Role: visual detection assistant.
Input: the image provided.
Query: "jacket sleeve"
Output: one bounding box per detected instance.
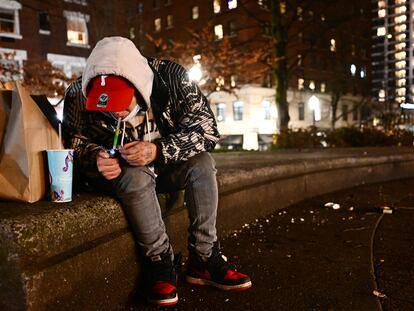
[154,64,220,164]
[62,78,101,177]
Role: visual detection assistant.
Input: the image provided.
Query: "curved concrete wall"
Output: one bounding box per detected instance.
[1,148,414,310]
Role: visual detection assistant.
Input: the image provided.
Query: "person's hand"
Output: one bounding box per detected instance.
[119,141,157,166]
[96,150,122,180]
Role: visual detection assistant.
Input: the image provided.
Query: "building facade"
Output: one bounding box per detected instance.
[0,0,372,150]
[134,0,372,149]
[0,0,133,77]
[372,0,414,124]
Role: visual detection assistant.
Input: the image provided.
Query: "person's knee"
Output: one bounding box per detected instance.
[116,166,155,194]
[187,152,216,179]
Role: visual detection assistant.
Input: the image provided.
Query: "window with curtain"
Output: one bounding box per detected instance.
[64,11,89,46]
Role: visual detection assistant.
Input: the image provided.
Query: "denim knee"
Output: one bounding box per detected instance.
[186,152,217,180]
[115,166,155,195]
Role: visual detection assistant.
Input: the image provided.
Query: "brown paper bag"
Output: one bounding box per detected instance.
[0,82,63,203]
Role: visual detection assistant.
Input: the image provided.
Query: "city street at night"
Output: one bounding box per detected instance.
[130,178,414,311]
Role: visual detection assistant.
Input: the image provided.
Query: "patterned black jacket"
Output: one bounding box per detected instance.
[62,58,220,176]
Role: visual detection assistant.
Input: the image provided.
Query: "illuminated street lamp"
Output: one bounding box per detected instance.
[308,95,321,126]
[188,64,202,83]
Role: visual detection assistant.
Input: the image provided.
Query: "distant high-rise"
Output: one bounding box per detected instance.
[372,0,414,113]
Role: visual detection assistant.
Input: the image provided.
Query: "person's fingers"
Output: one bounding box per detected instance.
[101,167,121,180]
[97,150,110,159]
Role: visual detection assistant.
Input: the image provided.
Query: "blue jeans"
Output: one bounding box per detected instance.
[111,152,218,260]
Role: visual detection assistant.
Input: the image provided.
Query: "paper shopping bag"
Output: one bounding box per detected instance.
[0,82,63,203]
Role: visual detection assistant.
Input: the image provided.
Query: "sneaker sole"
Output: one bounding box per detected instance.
[148,295,178,306]
[186,276,252,291]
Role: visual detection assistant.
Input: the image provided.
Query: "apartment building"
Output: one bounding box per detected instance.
[0,0,132,77]
[372,0,414,124]
[0,0,372,149]
[134,0,372,149]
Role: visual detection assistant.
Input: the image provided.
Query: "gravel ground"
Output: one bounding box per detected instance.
[127,178,414,311]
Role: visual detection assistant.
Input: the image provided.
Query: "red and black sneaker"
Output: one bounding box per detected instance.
[186,242,252,291]
[144,253,178,306]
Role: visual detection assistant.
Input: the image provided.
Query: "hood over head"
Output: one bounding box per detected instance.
[82,36,153,108]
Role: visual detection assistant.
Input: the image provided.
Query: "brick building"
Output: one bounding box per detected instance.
[0,0,373,149]
[0,0,133,77]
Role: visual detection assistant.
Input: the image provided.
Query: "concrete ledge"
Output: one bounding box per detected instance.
[1,147,414,310]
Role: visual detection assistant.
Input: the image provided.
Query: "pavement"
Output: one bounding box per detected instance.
[126,178,414,311]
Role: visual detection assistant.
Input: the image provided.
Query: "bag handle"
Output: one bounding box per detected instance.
[30,95,61,134]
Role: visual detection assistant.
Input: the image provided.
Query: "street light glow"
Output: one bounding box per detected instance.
[188,65,202,82]
[308,95,321,121]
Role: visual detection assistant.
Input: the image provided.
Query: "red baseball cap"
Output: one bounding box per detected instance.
[85,75,135,112]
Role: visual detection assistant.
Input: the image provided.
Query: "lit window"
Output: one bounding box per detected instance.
[330,38,336,52]
[377,27,386,36]
[167,15,173,28]
[298,78,304,90]
[395,51,406,60]
[350,64,356,76]
[309,81,315,90]
[394,15,407,24]
[395,60,407,69]
[378,9,386,18]
[395,6,406,14]
[379,89,385,102]
[262,100,271,120]
[321,14,325,21]
[297,54,302,66]
[360,68,366,78]
[0,1,22,39]
[230,75,237,87]
[154,18,161,32]
[258,0,270,9]
[228,0,237,9]
[216,76,225,91]
[395,24,406,32]
[213,0,221,14]
[64,11,89,46]
[280,2,286,13]
[39,12,51,35]
[216,103,226,122]
[397,79,406,87]
[214,24,223,40]
[378,0,385,9]
[395,42,406,50]
[233,101,243,121]
[320,83,326,93]
[192,6,199,19]
[129,27,135,40]
[298,102,305,120]
[297,6,303,21]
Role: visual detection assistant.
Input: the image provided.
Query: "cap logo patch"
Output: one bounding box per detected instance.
[97,93,108,108]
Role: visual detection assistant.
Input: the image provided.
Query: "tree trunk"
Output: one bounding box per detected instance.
[330,92,341,129]
[272,0,290,132]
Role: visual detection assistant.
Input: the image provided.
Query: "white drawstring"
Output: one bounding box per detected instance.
[120,121,126,146]
[146,111,151,142]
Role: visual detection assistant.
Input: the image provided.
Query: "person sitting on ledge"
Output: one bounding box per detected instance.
[62,36,252,307]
